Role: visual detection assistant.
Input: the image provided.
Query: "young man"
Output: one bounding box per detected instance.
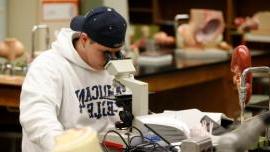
[20,6,127,152]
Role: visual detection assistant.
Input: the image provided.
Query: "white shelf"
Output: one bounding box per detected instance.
[244,34,270,43]
[249,95,269,104]
[175,48,229,60]
[137,54,173,66]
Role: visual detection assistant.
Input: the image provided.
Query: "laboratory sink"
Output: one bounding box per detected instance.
[0,62,27,76]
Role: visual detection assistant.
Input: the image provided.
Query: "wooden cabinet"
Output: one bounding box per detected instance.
[129,0,229,25]
[128,0,270,25]
[128,0,270,42]
[128,0,232,40]
[128,0,155,24]
[233,0,270,17]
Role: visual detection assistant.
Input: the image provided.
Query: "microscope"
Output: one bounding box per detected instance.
[104,51,149,129]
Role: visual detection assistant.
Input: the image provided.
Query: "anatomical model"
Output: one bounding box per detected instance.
[177,9,230,50]
[0,38,25,61]
[231,45,252,105]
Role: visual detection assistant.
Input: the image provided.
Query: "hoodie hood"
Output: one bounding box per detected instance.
[51,28,96,71]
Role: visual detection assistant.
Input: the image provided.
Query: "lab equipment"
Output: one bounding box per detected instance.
[144,123,188,145]
[181,136,213,152]
[227,45,270,151]
[31,24,50,60]
[217,111,270,152]
[239,66,270,122]
[104,51,148,128]
[200,115,227,135]
[231,45,252,107]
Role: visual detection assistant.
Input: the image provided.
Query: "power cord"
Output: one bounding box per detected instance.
[102,126,175,152]
[102,129,130,152]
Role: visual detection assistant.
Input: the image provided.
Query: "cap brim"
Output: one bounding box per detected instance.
[70,16,85,31]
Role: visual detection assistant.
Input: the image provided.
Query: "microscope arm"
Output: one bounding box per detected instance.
[117,77,148,117]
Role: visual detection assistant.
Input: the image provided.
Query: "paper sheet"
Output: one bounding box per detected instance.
[136,109,225,133]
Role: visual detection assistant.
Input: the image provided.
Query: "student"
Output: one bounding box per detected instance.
[20,6,127,151]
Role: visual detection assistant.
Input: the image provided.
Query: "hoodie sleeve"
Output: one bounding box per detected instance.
[20,55,64,151]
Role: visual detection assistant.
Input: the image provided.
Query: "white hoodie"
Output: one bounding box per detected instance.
[20,28,121,152]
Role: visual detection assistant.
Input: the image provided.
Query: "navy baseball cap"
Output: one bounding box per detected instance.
[70,6,127,48]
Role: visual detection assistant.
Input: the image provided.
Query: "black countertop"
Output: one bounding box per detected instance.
[134,49,269,78]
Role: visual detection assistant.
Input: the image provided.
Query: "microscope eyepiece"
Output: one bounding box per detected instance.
[104,50,125,66]
[115,51,125,59]
[104,51,113,65]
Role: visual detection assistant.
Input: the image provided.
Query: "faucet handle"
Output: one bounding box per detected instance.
[174,14,189,29]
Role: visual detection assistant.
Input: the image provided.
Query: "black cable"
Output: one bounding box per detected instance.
[130,142,170,152]
[102,129,130,150]
[129,135,143,145]
[153,142,171,152]
[129,142,152,151]
[129,125,173,152]
[102,143,109,152]
[128,126,144,145]
[102,126,174,151]
[131,126,144,138]
[150,143,157,152]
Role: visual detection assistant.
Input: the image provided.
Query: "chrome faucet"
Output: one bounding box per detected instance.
[31,25,50,60]
[174,14,189,31]
[174,14,189,49]
[0,61,28,76]
[1,62,13,75]
[240,67,270,105]
[239,66,270,123]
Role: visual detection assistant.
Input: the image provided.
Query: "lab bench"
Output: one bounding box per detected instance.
[0,75,23,151]
[136,50,270,119]
[0,75,23,108]
[0,50,270,118]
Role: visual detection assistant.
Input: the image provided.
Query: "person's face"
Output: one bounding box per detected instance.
[78,33,123,70]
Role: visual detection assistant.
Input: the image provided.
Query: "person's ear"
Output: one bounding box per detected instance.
[80,33,89,47]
